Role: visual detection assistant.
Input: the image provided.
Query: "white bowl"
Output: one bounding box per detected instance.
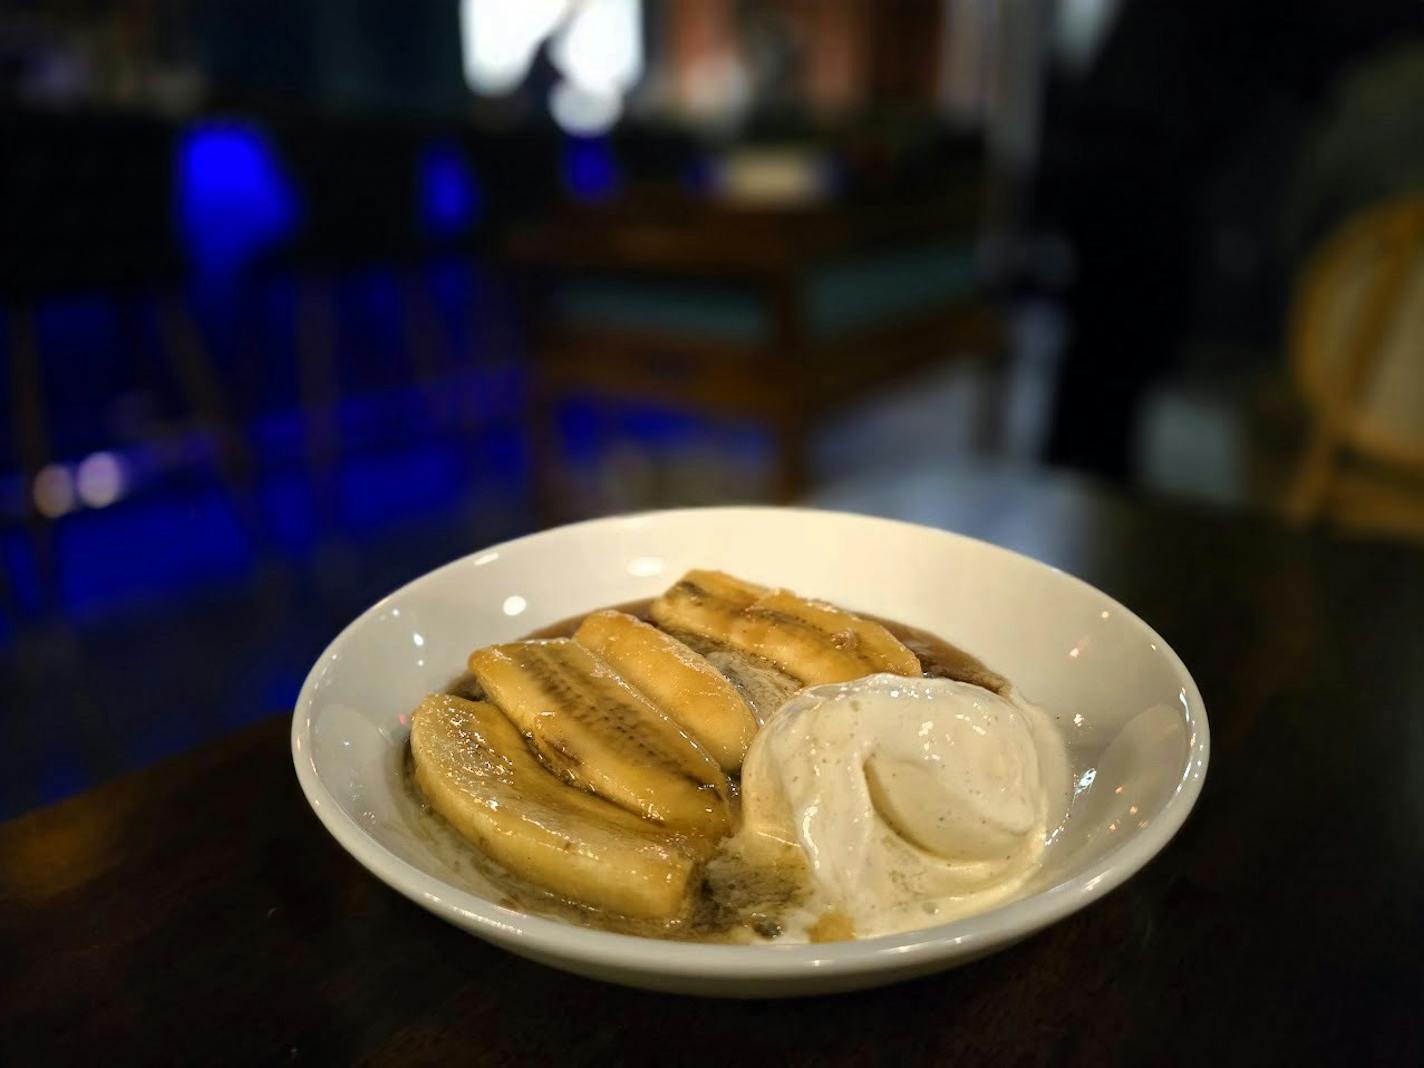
[291,507,1208,997]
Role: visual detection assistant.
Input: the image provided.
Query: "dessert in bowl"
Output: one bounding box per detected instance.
[292,507,1208,995]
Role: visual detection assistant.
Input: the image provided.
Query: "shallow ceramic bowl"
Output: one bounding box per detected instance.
[292,507,1208,997]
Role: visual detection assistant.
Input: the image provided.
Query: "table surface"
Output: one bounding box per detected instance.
[3,468,1422,1064]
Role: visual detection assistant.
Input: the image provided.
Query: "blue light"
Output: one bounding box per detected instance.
[337,443,464,532]
[418,141,482,238]
[56,490,254,620]
[562,135,620,201]
[175,121,301,275]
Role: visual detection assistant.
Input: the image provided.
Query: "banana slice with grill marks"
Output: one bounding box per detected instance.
[648,569,766,642]
[574,609,758,772]
[410,693,697,919]
[650,570,922,685]
[744,589,922,682]
[467,639,732,837]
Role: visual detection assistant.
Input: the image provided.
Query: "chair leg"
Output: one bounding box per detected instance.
[529,377,573,525]
[398,265,457,428]
[294,273,342,541]
[6,300,58,616]
[1284,429,1337,526]
[0,531,16,627]
[153,291,266,549]
[771,407,809,503]
[970,354,1010,457]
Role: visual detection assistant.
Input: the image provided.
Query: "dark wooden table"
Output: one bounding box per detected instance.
[4,469,1422,1064]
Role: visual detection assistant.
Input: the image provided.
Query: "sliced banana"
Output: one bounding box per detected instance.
[650,570,922,685]
[702,649,801,724]
[410,693,697,920]
[467,639,732,837]
[742,589,923,682]
[648,568,767,642]
[574,610,759,773]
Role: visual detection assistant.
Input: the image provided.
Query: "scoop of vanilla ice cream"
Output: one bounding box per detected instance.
[739,674,1068,939]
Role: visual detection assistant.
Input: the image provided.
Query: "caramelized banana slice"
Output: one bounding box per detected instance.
[574,610,758,772]
[467,639,731,837]
[650,570,922,685]
[410,694,697,919]
[742,589,922,682]
[648,569,767,642]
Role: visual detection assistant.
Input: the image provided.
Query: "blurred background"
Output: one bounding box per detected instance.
[2,0,1422,818]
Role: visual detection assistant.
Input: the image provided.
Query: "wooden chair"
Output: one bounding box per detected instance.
[1285,194,1424,540]
[0,111,258,618]
[510,188,1000,521]
[252,118,509,548]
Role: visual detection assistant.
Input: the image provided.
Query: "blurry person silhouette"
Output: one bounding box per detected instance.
[1040,0,1420,480]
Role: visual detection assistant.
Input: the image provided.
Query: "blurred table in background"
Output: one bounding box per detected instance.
[509,186,999,518]
[3,465,1420,1063]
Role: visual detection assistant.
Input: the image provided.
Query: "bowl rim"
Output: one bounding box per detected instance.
[291,505,1210,980]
